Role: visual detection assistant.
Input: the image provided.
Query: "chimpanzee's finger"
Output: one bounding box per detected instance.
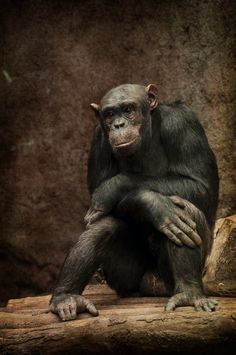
[165,300,176,312]
[58,307,66,321]
[63,305,72,321]
[68,297,77,319]
[194,298,217,312]
[202,303,212,312]
[205,299,218,310]
[210,299,218,306]
[169,196,186,209]
[194,304,203,312]
[175,218,202,246]
[85,209,104,226]
[160,226,183,246]
[176,209,197,230]
[84,207,93,223]
[68,303,77,320]
[169,224,196,248]
[84,300,99,316]
[165,293,186,311]
[89,211,105,224]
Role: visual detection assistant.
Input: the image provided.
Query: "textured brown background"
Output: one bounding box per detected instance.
[0,0,235,302]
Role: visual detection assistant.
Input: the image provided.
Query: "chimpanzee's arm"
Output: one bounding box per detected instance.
[155,103,218,224]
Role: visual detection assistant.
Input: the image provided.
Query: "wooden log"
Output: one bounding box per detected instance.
[1,286,236,354]
[204,215,236,295]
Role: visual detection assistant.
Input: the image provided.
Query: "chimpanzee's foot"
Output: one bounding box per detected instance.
[165,291,218,312]
[50,293,98,321]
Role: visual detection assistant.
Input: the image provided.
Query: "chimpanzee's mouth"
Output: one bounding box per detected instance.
[115,136,139,148]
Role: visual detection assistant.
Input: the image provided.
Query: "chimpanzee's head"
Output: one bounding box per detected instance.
[90,84,158,156]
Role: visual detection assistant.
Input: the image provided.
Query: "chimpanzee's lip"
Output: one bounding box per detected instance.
[115,136,139,148]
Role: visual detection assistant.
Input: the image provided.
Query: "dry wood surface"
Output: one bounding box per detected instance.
[1,284,236,355]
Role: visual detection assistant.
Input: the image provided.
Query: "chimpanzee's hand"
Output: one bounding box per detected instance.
[139,191,202,248]
[50,293,98,321]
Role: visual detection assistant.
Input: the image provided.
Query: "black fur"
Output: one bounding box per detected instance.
[50,84,219,321]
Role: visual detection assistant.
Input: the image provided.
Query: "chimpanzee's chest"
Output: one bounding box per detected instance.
[119,143,169,177]
[142,145,169,177]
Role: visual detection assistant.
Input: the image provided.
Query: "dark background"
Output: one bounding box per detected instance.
[0,0,235,302]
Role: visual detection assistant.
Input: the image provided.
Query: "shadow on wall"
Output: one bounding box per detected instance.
[0,0,235,302]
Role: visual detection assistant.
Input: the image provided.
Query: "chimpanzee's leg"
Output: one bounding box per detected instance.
[160,198,218,312]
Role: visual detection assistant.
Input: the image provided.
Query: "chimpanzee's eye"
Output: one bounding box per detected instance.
[124,105,135,115]
[104,110,114,118]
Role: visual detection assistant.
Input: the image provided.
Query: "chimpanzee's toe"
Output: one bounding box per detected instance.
[165,292,218,312]
[194,298,218,312]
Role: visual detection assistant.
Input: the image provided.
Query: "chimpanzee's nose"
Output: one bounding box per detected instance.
[114,119,125,129]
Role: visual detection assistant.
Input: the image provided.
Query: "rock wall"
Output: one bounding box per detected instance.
[0,0,235,301]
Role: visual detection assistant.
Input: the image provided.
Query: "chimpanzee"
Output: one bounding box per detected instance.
[50,84,219,321]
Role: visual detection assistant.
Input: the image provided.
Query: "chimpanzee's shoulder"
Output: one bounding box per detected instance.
[157,101,208,145]
[158,101,200,127]
[158,101,196,116]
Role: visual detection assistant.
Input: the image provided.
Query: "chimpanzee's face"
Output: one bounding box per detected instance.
[100,85,150,155]
[101,101,143,155]
[90,84,158,156]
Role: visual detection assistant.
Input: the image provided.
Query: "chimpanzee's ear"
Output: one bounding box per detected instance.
[146,84,158,110]
[90,103,100,116]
